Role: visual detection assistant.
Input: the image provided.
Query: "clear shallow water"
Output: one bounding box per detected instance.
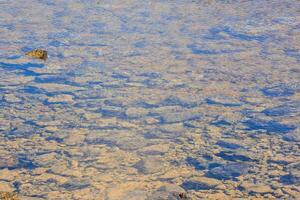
[0,0,299,199]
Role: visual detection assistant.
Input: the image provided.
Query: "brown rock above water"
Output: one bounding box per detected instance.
[25,49,48,61]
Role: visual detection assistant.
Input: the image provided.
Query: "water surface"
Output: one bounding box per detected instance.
[0,0,299,199]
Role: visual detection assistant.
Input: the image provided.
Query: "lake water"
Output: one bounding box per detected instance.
[0,0,299,199]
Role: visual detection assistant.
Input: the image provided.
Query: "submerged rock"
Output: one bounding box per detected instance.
[283,131,300,142]
[148,185,187,200]
[239,182,273,195]
[243,118,296,134]
[134,157,165,174]
[47,94,74,104]
[3,94,22,103]
[0,182,14,192]
[181,177,222,190]
[215,151,254,162]
[0,155,18,169]
[206,95,241,107]
[160,109,201,124]
[216,140,243,150]
[280,162,300,185]
[207,162,250,180]
[262,84,295,97]
[125,107,149,118]
[186,157,206,170]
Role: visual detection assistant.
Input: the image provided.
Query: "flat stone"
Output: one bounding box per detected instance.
[35,173,68,184]
[48,94,74,103]
[161,111,201,123]
[125,107,149,118]
[134,157,165,174]
[242,118,296,134]
[248,185,273,194]
[34,152,57,167]
[0,119,10,131]
[283,131,300,142]
[262,84,295,97]
[181,177,222,190]
[207,162,250,180]
[0,155,19,169]
[206,95,241,107]
[120,189,148,200]
[64,130,86,145]
[148,184,187,200]
[3,94,22,103]
[0,169,17,181]
[116,137,148,150]
[138,144,170,155]
[280,162,300,184]
[0,181,14,192]
[215,151,254,162]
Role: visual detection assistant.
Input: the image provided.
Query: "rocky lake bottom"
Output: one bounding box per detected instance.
[0,0,299,199]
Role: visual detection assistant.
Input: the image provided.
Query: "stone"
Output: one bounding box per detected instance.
[274,189,284,198]
[47,94,74,103]
[181,177,222,190]
[138,144,170,155]
[207,162,250,180]
[242,118,296,134]
[281,186,300,198]
[25,49,48,60]
[34,152,57,167]
[134,157,166,174]
[262,84,294,97]
[0,155,19,169]
[215,151,254,162]
[125,107,149,118]
[35,173,68,184]
[186,157,206,170]
[119,189,148,200]
[0,169,17,181]
[64,133,86,146]
[247,185,273,194]
[148,184,187,200]
[216,140,243,150]
[283,131,300,142]
[161,111,201,123]
[280,162,300,185]
[206,95,241,107]
[0,181,14,192]
[3,94,22,103]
